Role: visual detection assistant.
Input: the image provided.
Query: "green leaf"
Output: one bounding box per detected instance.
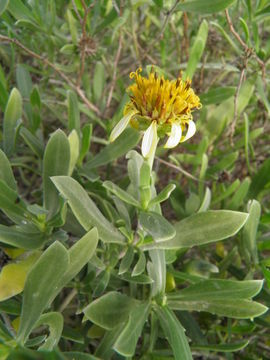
[200,87,236,105]
[113,302,150,357]
[167,279,263,301]
[132,251,146,276]
[228,178,251,210]
[0,298,21,315]
[119,247,134,275]
[52,176,124,243]
[249,158,270,197]
[35,312,63,351]
[143,210,248,249]
[85,128,140,170]
[20,127,44,158]
[149,184,176,207]
[103,181,140,207]
[0,252,40,301]
[207,152,239,175]
[184,20,208,80]
[198,187,211,213]
[16,64,32,99]
[155,306,192,360]
[168,299,267,319]
[242,200,261,264]
[0,180,27,223]
[84,291,138,330]
[256,76,270,116]
[212,179,240,205]
[60,227,98,288]
[43,129,70,218]
[78,124,92,166]
[0,150,17,191]
[67,90,80,135]
[120,272,153,284]
[17,241,69,344]
[176,0,236,14]
[3,88,22,157]
[7,0,36,21]
[93,62,105,101]
[148,250,166,296]
[192,340,249,353]
[139,211,176,242]
[68,130,80,175]
[0,0,9,16]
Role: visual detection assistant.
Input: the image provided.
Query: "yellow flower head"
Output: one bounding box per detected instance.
[110,68,201,157]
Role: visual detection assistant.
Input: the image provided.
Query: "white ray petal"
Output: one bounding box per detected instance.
[164,123,182,148]
[180,120,196,142]
[142,121,157,158]
[109,110,138,142]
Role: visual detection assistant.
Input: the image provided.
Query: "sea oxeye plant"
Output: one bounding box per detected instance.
[0,66,268,360]
[0,1,270,360]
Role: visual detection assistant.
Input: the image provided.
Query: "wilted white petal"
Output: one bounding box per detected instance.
[180,120,196,142]
[110,110,138,142]
[164,123,182,148]
[142,121,157,158]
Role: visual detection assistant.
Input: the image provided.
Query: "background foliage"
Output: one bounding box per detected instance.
[0,0,270,359]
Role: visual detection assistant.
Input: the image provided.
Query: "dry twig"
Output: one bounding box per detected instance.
[156,157,202,182]
[0,34,101,117]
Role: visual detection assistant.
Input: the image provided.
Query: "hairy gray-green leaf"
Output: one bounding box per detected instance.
[67,90,80,135]
[168,299,267,319]
[113,302,150,357]
[0,0,9,15]
[192,340,249,353]
[149,184,176,207]
[85,128,140,170]
[17,241,69,344]
[84,292,138,330]
[155,306,192,360]
[242,200,261,264]
[167,279,263,301]
[104,181,140,207]
[35,312,63,351]
[0,149,17,190]
[52,176,124,243]
[142,210,248,250]
[0,225,46,250]
[139,211,176,242]
[43,129,70,218]
[3,88,22,156]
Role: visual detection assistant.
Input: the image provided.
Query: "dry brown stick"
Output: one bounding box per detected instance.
[156,157,202,182]
[225,9,266,83]
[105,33,123,112]
[0,34,101,116]
[159,0,180,41]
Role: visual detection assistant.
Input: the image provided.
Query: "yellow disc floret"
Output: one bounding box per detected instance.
[110,68,201,158]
